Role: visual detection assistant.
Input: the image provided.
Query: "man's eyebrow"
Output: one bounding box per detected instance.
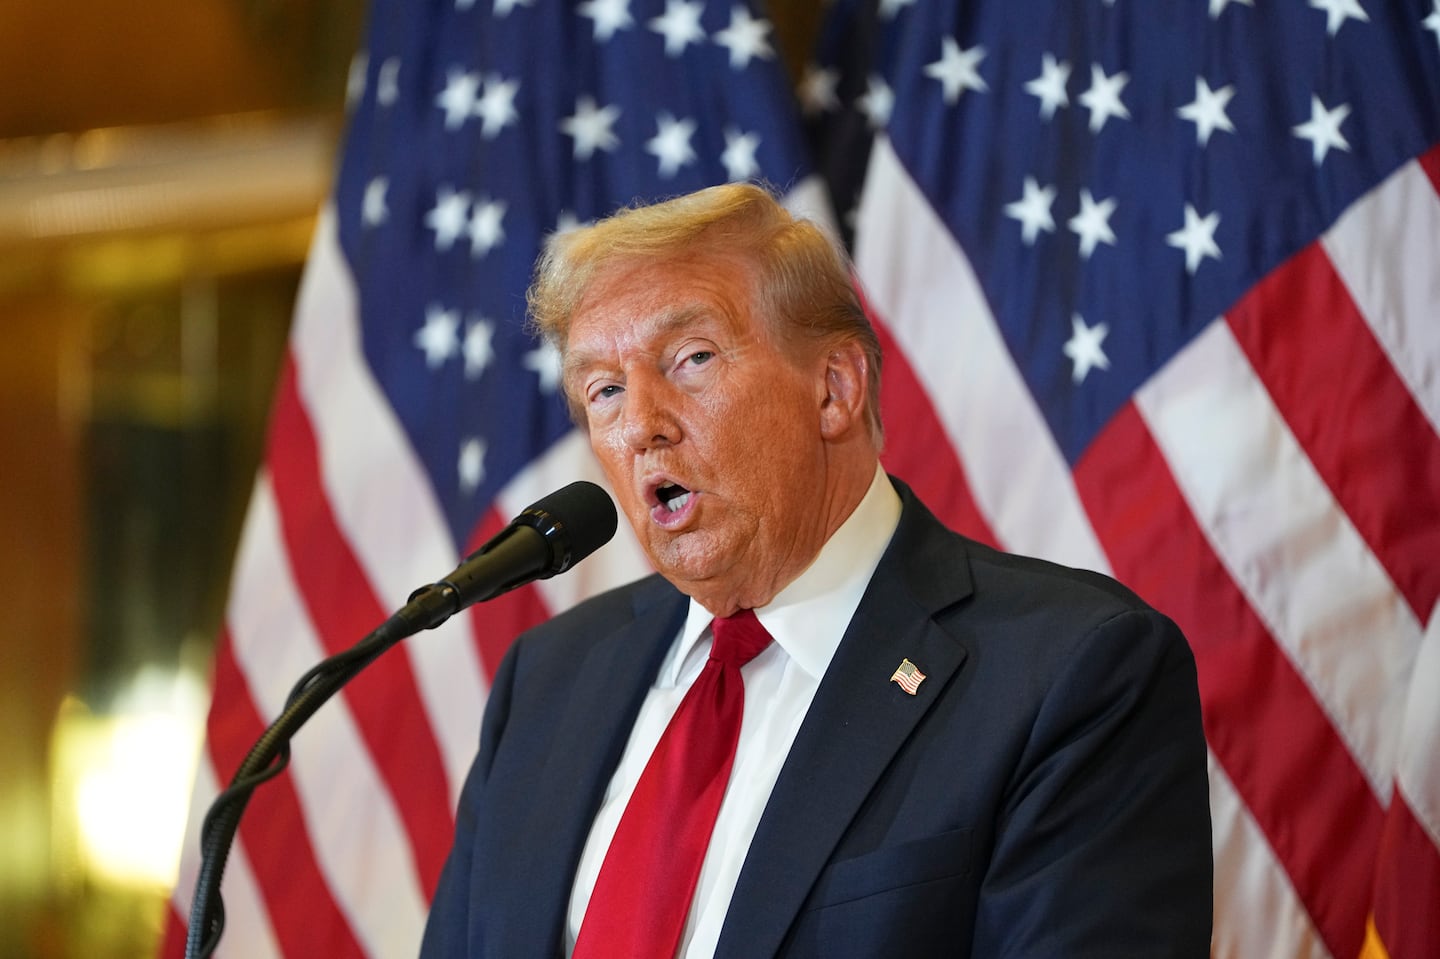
[563,307,713,382]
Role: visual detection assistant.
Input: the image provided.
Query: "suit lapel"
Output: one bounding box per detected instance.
[491,579,688,959]
[715,487,974,959]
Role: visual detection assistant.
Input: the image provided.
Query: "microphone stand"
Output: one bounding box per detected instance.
[184,587,459,959]
[184,478,616,957]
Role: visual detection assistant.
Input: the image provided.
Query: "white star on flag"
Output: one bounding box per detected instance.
[1078,64,1131,133]
[714,6,774,70]
[1166,204,1223,274]
[799,64,841,115]
[1063,313,1110,384]
[1068,189,1118,259]
[1024,53,1071,121]
[1309,0,1369,37]
[649,0,706,57]
[524,340,563,394]
[646,113,698,178]
[721,127,762,181]
[858,74,895,130]
[467,198,507,258]
[362,176,389,228]
[425,185,471,251]
[578,0,634,42]
[925,38,988,105]
[493,0,534,16]
[458,437,487,494]
[1209,0,1254,18]
[377,58,402,107]
[879,0,917,20]
[1428,0,1440,49]
[415,305,461,369]
[1178,77,1236,147]
[1005,176,1056,245]
[345,52,367,108]
[463,318,496,380]
[561,96,622,160]
[436,69,480,130]
[551,210,585,237]
[474,74,520,139]
[1293,95,1352,165]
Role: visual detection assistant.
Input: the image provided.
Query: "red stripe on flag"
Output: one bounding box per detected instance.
[1227,243,1440,622]
[206,631,368,958]
[1074,402,1386,959]
[1418,141,1440,195]
[863,307,998,547]
[160,903,186,959]
[1370,790,1440,959]
[267,354,454,893]
[463,508,555,681]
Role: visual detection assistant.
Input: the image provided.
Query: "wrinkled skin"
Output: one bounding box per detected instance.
[562,251,876,616]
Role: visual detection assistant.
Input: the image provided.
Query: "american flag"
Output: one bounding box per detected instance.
[805,0,1440,957]
[889,658,927,695]
[164,0,1440,957]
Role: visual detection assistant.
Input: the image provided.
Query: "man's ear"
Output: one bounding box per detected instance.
[818,340,869,441]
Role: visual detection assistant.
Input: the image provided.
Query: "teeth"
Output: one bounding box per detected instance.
[665,492,691,512]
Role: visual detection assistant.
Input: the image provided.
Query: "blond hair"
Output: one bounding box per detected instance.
[527,183,883,443]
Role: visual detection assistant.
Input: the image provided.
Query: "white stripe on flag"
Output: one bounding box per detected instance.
[1397,603,1440,847]
[781,174,842,241]
[229,474,429,958]
[291,207,488,802]
[1321,158,1440,436]
[1136,319,1419,801]
[854,136,1111,573]
[1208,752,1330,959]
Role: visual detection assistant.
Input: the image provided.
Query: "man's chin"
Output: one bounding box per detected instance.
[646,534,728,593]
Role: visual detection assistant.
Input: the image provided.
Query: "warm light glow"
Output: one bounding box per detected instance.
[74,713,194,886]
[53,667,208,890]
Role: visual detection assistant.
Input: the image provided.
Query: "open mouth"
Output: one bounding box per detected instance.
[655,481,692,514]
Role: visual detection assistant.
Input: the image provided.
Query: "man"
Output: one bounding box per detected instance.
[421,183,1212,958]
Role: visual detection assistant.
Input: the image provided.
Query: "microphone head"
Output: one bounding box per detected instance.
[514,480,618,577]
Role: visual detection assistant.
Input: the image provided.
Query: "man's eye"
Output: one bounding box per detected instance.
[592,384,623,401]
[686,351,714,366]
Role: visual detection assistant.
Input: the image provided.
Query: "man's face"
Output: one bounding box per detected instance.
[563,252,836,614]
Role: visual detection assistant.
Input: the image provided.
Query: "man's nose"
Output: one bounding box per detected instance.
[620,375,681,449]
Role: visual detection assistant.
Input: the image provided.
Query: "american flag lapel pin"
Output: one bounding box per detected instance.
[890,659,926,695]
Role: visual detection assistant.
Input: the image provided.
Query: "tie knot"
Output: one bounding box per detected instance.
[709,609,772,669]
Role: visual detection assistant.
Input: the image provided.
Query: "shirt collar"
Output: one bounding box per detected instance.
[663,465,902,685]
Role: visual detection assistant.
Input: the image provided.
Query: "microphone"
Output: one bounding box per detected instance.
[403,480,618,631]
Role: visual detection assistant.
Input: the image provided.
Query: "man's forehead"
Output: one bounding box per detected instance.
[563,305,716,371]
[558,308,699,383]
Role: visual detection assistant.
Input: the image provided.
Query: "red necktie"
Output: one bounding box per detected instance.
[572,609,773,959]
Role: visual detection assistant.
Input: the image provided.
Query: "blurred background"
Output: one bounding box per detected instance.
[0,3,819,956]
[3,2,363,955]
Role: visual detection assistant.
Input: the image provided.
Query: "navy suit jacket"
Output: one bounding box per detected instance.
[421,480,1212,957]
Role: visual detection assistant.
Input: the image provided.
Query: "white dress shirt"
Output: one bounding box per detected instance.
[566,465,902,958]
